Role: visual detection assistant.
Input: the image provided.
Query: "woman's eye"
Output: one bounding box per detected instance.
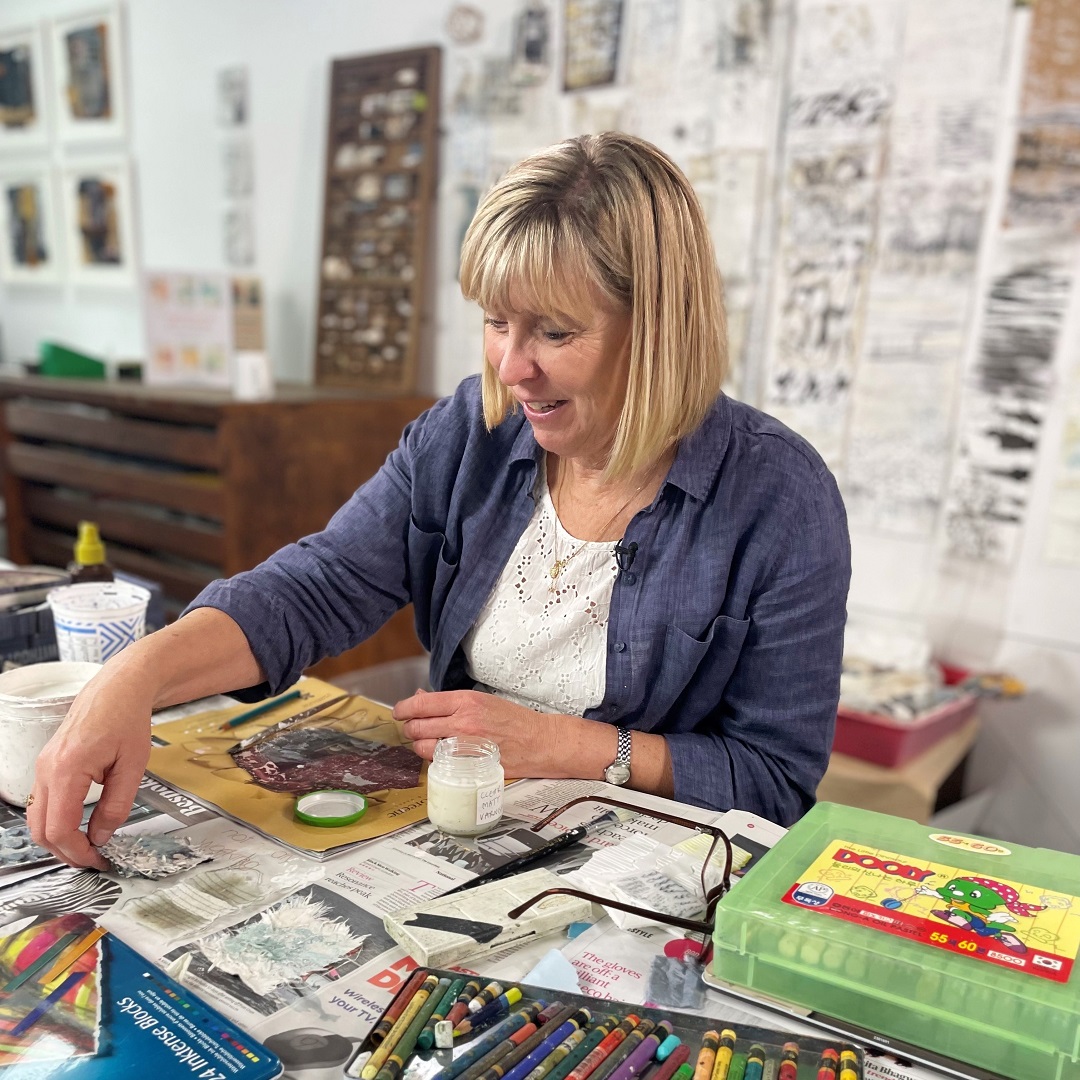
[542,329,572,342]
[484,317,508,331]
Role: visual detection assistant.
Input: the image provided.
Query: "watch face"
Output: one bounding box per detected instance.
[604,763,631,786]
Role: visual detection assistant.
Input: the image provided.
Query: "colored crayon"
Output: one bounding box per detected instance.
[436,1020,455,1049]
[762,1061,776,1080]
[815,1049,838,1080]
[375,976,453,1080]
[711,1030,737,1080]
[591,1019,656,1080]
[370,969,429,1046]
[609,1020,672,1080]
[777,1043,798,1080]
[10,970,87,1037]
[743,1045,766,1080]
[839,1048,859,1080]
[546,1016,621,1080]
[503,1009,593,1080]
[476,1004,578,1080]
[446,979,486,1030]
[438,1003,546,1080]
[469,981,506,1012]
[728,1058,746,1080]
[566,1014,641,1080]
[692,1032,720,1080]
[362,973,440,1080]
[656,1035,682,1063]
[524,1026,590,1080]
[419,976,468,1050]
[650,1045,691,1080]
[3,932,82,992]
[453,1024,540,1080]
[670,1066,695,1080]
[456,988,525,1036]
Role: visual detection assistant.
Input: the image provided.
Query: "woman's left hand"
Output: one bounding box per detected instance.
[394,689,566,777]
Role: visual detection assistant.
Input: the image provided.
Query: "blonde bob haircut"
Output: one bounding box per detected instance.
[459,131,727,481]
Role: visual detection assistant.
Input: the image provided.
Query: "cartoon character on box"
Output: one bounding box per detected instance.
[918,876,1045,953]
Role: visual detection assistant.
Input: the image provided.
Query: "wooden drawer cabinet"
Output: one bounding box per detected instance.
[0,376,434,680]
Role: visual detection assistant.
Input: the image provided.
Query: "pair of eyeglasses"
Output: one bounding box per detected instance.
[506,795,734,964]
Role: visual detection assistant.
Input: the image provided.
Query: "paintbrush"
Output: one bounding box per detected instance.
[227,693,351,753]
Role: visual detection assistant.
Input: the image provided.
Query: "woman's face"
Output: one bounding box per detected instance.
[483,296,632,470]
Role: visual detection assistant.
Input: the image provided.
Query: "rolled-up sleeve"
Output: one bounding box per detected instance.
[664,465,850,826]
[185,399,442,696]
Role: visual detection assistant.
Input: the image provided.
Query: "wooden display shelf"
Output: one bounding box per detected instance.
[0,376,434,681]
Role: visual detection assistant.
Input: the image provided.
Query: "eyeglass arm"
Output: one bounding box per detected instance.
[506,886,714,936]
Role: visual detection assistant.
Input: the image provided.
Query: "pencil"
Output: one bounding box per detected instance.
[362,973,440,1080]
[502,1008,593,1080]
[642,1043,690,1080]
[439,1002,546,1080]
[449,1022,540,1080]
[545,1015,620,1080]
[375,976,453,1080]
[39,926,107,984]
[455,988,524,1036]
[418,976,468,1050]
[11,970,88,1037]
[217,688,302,730]
[692,1032,720,1080]
[565,1014,640,1080]
[591,1020,656,1080]
[608,1020,672,1080]
[445,979,485,1030]
[370,969,428,1046]
[469,981,505,1013]
[476,1004,578,1080]
[3,932,82,992]
[711,1030,737,1080]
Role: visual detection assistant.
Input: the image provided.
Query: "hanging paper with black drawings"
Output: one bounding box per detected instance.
[1045,355,1080,566]
[563,0,624,91]
[943,235,1076,564]
[1006,0,1080,232]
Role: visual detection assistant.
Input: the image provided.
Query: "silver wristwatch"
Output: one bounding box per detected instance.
[604,726,632,786]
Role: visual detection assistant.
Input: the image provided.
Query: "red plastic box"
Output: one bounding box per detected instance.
[833,666,978,768]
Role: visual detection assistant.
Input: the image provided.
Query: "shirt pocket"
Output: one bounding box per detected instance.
[651,614,751,719]
[407,517,459,640]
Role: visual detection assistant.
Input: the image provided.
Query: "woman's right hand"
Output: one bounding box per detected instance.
[27,660,156,870]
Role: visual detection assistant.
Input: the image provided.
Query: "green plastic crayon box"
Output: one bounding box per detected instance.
[712,802,1080,1080]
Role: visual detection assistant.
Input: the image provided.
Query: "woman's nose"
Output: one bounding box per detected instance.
[492,328,538,385]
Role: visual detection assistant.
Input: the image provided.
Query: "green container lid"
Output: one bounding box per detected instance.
[712,802,1080,1079]
[39,342,106,379]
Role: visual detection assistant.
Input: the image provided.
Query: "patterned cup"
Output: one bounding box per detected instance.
[47,582,151,664]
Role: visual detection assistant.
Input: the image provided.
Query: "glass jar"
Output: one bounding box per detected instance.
[426,737,504,837]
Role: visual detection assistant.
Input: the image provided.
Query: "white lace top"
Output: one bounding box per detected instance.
[462,462,617,715]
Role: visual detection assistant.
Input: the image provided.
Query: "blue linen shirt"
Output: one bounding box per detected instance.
[190,375,850,826]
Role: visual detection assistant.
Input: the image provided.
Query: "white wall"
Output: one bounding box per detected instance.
[1,0,1079,852]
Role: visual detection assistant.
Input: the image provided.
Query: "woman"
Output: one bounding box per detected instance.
[30,133,849,870]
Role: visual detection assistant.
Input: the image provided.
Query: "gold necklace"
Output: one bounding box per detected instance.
[547,465,650,592]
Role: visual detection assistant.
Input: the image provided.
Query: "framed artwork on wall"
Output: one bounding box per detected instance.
[0,168,62,284]
[0,24,50,151]
[60,159,136,287]
[313,45,441,393]
[50,5,127,143]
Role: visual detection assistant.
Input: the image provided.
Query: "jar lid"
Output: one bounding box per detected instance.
[294,790,368,827]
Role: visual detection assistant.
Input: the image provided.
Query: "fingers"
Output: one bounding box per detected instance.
[393,689,459,721]
[86,755,146,847]
[30,776,110,871]
[410,739,438,761]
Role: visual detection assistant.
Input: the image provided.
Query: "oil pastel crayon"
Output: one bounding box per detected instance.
[742,1045,765,1080]
[375,976,453,1080]
[727,1057,746,1080]
[419,976,468,1050]
[692,1032,720,1080]
[439,1003,546,1080]
[546,1016,621,1080]
[454,1024,540,1080]
[839,1048,859,1080]
[503,1009,593,1080]
[476,1004,577,1080]
[469,981,506,1013]
[524,1026,590,1080]
[777,1043,798,1080]
[445,979,486,1030]
[670,1065,695,1080]
[608,1020,672,1080]
[591,1019,656,1080]
[370,969,429,1046]
[566,1014,641,1080]
[642,1043,690,1080]
[711,1030,737,1080]
[436,1020,455,1049]
[655,1035,682,1064]
[362,973,440,1080]
[816,1049,839,1080]
[456,987,525,1036]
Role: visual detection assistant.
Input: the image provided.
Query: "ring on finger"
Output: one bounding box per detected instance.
[25,793,34,807]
